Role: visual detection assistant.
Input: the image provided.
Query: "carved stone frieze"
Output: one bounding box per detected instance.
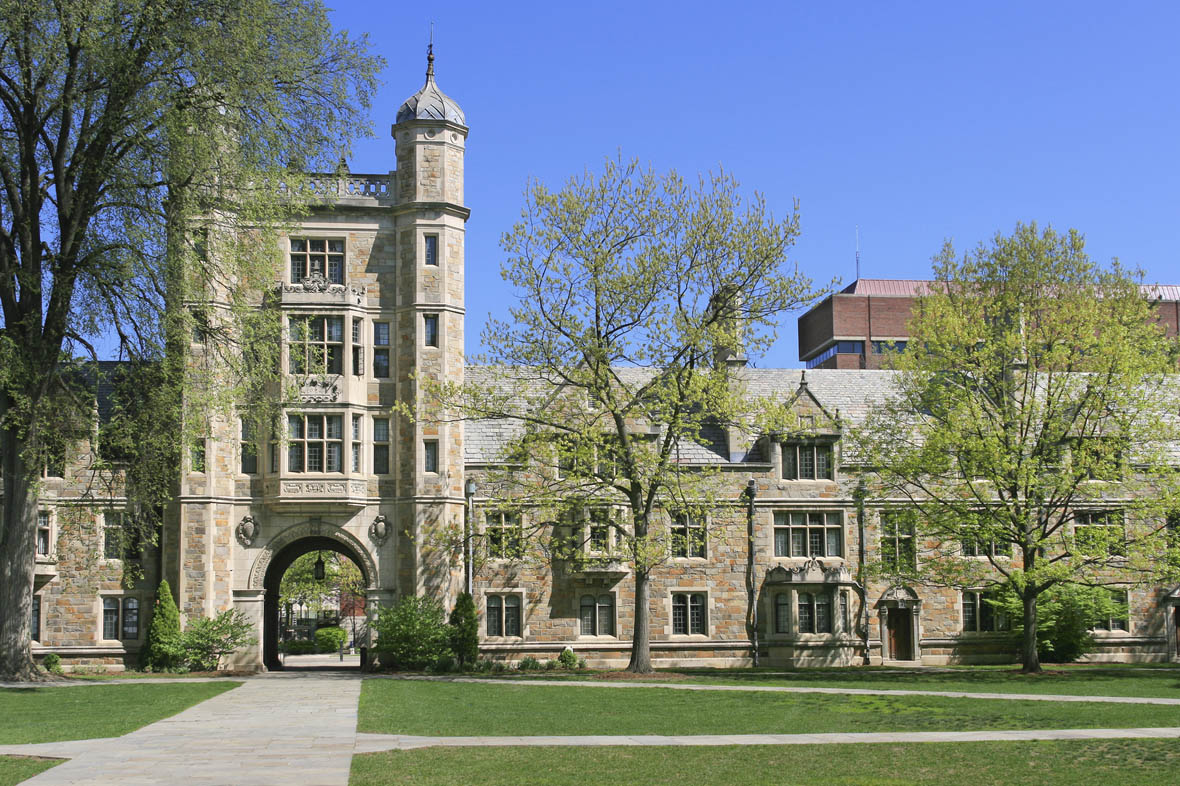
[236,515,259,546]
[369,515,389,545]
[299,376,339,404]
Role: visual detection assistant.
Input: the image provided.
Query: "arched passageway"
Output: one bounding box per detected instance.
[262,536,370,670]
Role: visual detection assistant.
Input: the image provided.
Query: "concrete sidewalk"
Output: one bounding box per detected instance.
[354,726,1180,752]
[2,671,362,786]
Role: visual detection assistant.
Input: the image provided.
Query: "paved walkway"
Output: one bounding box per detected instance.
[5,671,1180,784]
[354,726,1180,752]
[1,671,361,786]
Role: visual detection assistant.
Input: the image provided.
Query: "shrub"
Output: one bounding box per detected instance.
[997,582,1125,662]
[183,609,256,671]
[578,657,588,669]
[314,626,347,653]
[448,592,480,668]
[42,653,62,675]
[518,655,542,671]
[544,659,557,671]
[282,640,318,655]
[431,654,457,673]
[557,647,578,670]
[141,579,185,671]
[373,595,452,671]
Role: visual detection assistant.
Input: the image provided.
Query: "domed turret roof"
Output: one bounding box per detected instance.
[396,46,465,126]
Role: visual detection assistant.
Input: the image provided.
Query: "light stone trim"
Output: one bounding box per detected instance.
[247,519,378,591]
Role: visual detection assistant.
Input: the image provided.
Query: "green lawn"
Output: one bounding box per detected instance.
[468,664,1180,699]
[350,739,1180,786]
[358,680,1180,737]
[668,665,1180,699]
[0,756,59,786]
[0,682,239,744]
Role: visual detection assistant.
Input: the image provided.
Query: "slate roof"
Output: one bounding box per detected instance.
[462,366,902,466]
[395,52,466,126]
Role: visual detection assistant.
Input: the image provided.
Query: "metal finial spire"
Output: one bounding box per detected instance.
[426,24,435,79]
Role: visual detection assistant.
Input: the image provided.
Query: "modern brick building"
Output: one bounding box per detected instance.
[799,278,1180,369]
[23,59,1180,672]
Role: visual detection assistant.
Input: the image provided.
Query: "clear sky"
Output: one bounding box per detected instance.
[326,0,1180,369]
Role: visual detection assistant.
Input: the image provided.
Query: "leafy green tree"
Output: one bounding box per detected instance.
[182,609,256,672]
[995,582,1125,663]
[448,592,479,668]
[419,157,823,672]
[854,223,1180,673]
[141,579,185,671]
[373,595,452,671]
[0,0,380,680]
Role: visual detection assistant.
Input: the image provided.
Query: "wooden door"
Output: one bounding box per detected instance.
[1174,608,1180,657]
[887,608,913,660]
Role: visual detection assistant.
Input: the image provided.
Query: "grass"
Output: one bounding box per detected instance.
[466,664,1180,699]
[0,682,239,743]
[358,680,1180,737]
[667,664,1180,699]
[350,739,1180,785]
[0,756,59,786]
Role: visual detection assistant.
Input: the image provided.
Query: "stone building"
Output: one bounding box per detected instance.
[24,58,1180,671]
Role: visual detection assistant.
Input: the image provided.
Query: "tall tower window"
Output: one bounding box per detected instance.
[351,415,362,472]
[424,234,439,266]
[290,238,345,284]
[351,318,364,376]
[288,414,343,473]
[289,316,344,375]
[36,512,51,556]
[373,418,391,474]
[240,419,258,474]
[424,440,439,473]
[424,314,439,347]
[373,322,390,378]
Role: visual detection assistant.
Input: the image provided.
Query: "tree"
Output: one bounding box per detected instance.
[422,157,822,672]
[0,0,380,679]
[141,578,184,671]
[853,223,1180,673]
[448,591,479,668]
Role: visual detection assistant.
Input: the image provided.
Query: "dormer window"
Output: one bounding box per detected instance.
[290,238,345,284]
[783,442,834,480]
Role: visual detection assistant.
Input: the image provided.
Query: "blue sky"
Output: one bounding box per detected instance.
[327,1,1180,369]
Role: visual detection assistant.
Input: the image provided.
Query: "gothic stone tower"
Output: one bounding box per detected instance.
[166,52,468,670]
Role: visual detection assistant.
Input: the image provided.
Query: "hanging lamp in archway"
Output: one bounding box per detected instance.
[314,551,326,581]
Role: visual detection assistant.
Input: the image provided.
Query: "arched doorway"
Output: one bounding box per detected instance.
[260,535,373,670]
[876,586,922,663]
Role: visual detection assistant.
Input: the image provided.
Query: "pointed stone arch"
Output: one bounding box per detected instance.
[248,519,378,591]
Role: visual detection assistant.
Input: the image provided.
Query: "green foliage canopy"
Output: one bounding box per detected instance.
[420,157,825,672]
[853,222,1180,672]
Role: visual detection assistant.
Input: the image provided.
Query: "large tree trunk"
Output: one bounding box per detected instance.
[1021,590,1041,674]
[0,391,40,681]
[627,569,652,673]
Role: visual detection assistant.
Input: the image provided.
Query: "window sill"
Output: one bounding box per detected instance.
[576,634,618,641]
[668,633,710,640]
[482,636,524,643]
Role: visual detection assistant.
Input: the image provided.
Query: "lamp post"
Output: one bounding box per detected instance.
[744,478,758,667]
[464,478,477,595]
